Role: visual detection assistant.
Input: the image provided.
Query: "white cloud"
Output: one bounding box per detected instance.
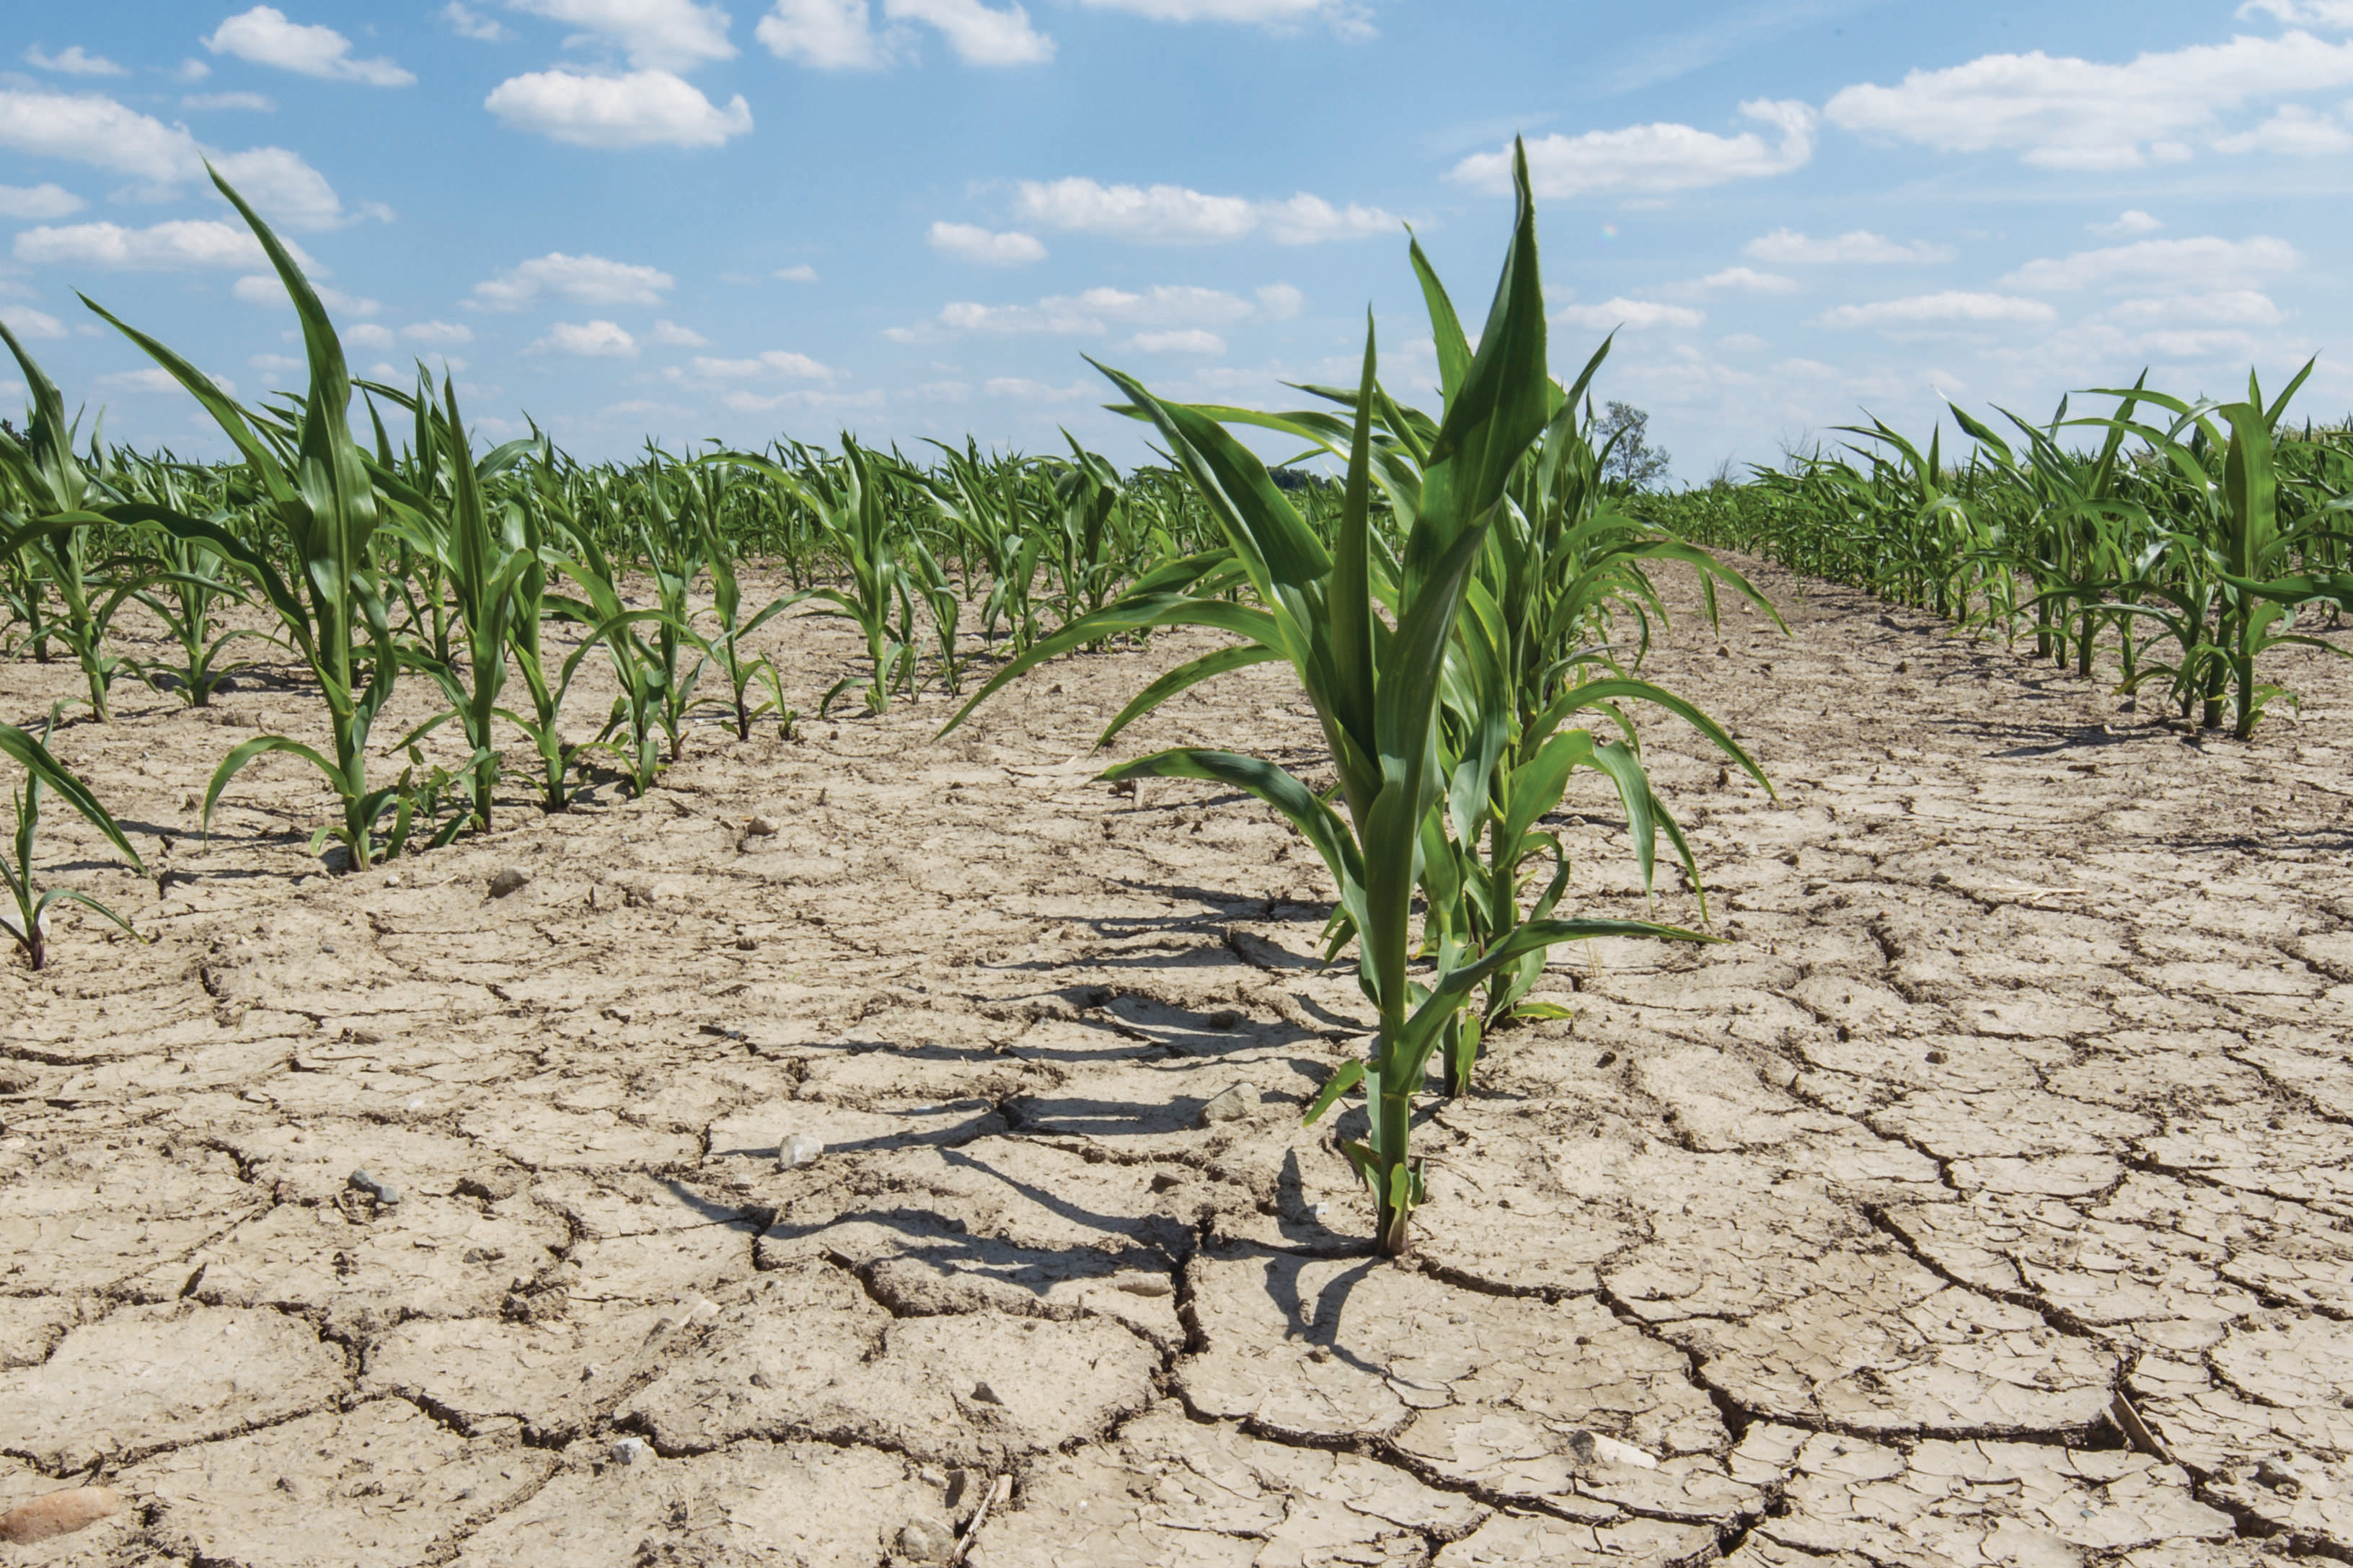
[508,0,738,70]
[14,219,320,273]
[1743,228,1954,265]
[1718,333,1770,352]
[175,58,213,81]
[2091,210,2163,236]
[1824,31,2353,169]
[248,351,303,373]
[1255,283,1302,318]
[24,44,127,76]
[1126,327,1224,353]
[758,0,888,67]
[909,281,1283,341]
[485,68,752,147]
[1,308,69,340]
[2238,1,2353,26]
[775,263,819,282]
[472,252,674,309]
[914,378,969,401]
[1456,99,1815,199]
[209,146,353,230]
[182,91,276,110]
[230,273,379,314]
[204,7,415,86]
[1814,292,2057,328]
[718,386,882,412]
[443,3,512,40]
[2109,291,2284,326]
[0,184,85,220]
[1552,298,1705,331]
[101,366,235,395]
[0,90,206,182]
[985,376,1089,400]
[2001,235,2299,292]
[532,319,640,356]
[2214,101,2353,152]
[928,221,1048,265]
[1697,266,1796,293]
[649,319,707,345]
[345,322,396,349]
[681,349,831,379]
[1065,0,1361,26]
[1012,177,1396,244]
[403,319,474,344]
[886,0,1053,63]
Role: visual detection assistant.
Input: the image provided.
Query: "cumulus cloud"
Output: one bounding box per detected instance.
[984,376,1090,401]
[14,219,320,273]
[757,0,1052,66]
[0,183,86,220]
[24,45,126,76]
[774,263,819,282]
[345,322,396,349]
[443,3,511,40]
[2214,101,2353,151]
[1823,31,2353,169]
[204,7,416,86]
[1066,0,1365,27]
[404,319,474,344]
[0,90,207,182]
[928,221,1048,265]
[2236,1,2353,25]
[1743,229,1954,265]
[472,252,674,309]
[2000,235,2299,292]
[209,146,356,229]
[230,273,378,314]
[682,349,832,378]
[2108,291,2284,326]
[649,319,708,345]
[1697,266,1796,293]
[1126,327,1225,353]
[902,281,1289,341]
[182,91,276,110]
[101,366,236,396]
[1552,298,1705,331]
[1454,99,1816,198]
[1012,177,1396,244]
[1814,292,2057,328]
[485,68,752,146]
[2091,210,2163,236]
[1,308,70,340]
[508,0,738,70]
[532,319,639,356]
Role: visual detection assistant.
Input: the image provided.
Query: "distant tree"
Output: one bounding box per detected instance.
[1594,401,1672,490]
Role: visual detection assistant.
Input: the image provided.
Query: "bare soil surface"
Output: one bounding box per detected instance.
[1,559,2349,1567]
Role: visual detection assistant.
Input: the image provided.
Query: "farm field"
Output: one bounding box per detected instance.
[2,556,2349,1567]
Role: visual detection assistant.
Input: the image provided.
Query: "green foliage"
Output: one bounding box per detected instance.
[0,714,146,970]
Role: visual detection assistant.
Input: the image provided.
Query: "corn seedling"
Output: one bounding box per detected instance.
[0,715,146,970]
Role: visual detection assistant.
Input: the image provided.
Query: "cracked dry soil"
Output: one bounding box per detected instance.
[1,556,2349,1568]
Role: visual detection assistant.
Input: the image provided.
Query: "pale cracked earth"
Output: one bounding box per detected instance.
[1,557,2349,1568]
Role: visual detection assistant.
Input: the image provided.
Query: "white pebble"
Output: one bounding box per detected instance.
[777,1133,825,1169]
[611,1438,650,1466]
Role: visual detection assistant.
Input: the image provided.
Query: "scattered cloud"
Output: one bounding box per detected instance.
[0,89,206,183]
[345,323,396,349]
[2214,101,2353,153]
[182,91,276,110]
[443,3,512,40]
[758,0,1053,67]
[1552,298,1705,330]
[718,386,881,412]
[532,319,640,356]
[1126,327,1225,353]
[899,280,1290,342]
[209,146,358,230]
[1,308,70,340]
[404,319,474,344]
[649,319,708,345]
[14,219,319,273]
[1813,291,2056,327]
[1697,266,1796,293]
[231,273,379,314]
[205,6,416,86]
[775,263,819,282]
[472,252,674,309]
[175,58,213,81]
[23,45,126,76]
[1823,31,2353,169]
[0,183,86,220]
[1743,228,1954,265]
[681,349,832,378]
[2108,291,2284,326]
[1012,177,1397,244]
[928,221,1048,265]
[1064,0,1367,30]
[100,366,235,396]
[2091,210,2163,236]
[1455,99,1816,198]
[985,376,1090,401]
[914,378,971,402]
[508,0,738,71]
[2237,1,2353,26]
[485,68,753,146]
[2000,234,2299,292]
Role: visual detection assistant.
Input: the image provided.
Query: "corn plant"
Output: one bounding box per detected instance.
[946,147,1710,1255]
[681,455,800,738]
[746,440,915,716]
[0,715,146,970]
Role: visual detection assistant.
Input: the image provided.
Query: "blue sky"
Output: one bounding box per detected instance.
[2,1,2350,479]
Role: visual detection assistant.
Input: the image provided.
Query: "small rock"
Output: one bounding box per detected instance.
[1566,1430,1658,1470]
[383,872,400,887]
[458,1169,526,1202]
[489,867,531,899]
[1894,659,1910,674]
[735,934,757,951]
[777,1133,825,1169]
[611,1438,650,1466]
[0,1487,125,1544]
[347,1168,401,1205]
[1112,1273,1174,1298]
[745,815,780,836]
[1197,1084,1257,1127]
[896,1518,956,1562]
[969,1381,1005,1406]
